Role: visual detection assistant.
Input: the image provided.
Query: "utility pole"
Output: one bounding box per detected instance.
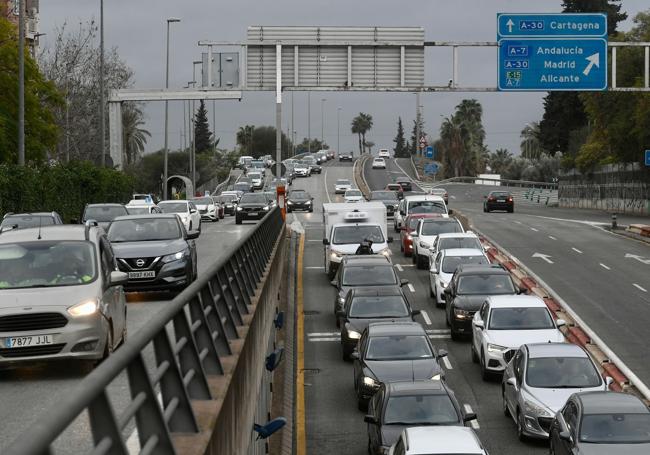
[307,92,311,154]
[99,0,105,166]
[415,92,421,157]
[321,98,326,146]
[337,107,341,154]
[163,17,181,200]
[291,91,294,156]
[18,0,25,165]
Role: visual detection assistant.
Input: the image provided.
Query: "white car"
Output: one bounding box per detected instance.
[411,218,464,269]
[294,161,310,177]
[389,426,487,455]
[157,200,202,233]
[394,195,449,232]
[191,196,221,222]
[429,232,484,264]
[430,248,489,307]
[334,179,353,194]
[378,148,391,159]
[125,204,163,215]
[248,171,264,190]
[372,157,386,169]
[344,189,364,203]
[471,295,566,380]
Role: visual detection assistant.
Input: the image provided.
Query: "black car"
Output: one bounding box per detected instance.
[549,391,650,455]
[365,381,476,455]
[484,190,514,213]
[331,256,408,325]
[1,212,63,232]
[108,214,198,292]
[352,322,447,410]
[235,192,273,224]
[443,264,518,340]
[339,151,353,161]
[233,181,252,193]
[216,194,238,215]
[396,179,413,192]
[338,287,419,360]
[369,191,400,217]
[82,203,129,230]
[286,190,314,213]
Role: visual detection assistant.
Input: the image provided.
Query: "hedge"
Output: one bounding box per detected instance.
[0,161,135,223]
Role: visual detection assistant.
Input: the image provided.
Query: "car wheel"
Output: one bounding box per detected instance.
[309,208,313,213]
[358,397,367,412]
[235,217,242,225]
[287,208,292,213]
[471,342,479,363]
[212,217,218,222]
[483,205,487,213]
[502,387,511,417]
[517,410,528,442]
[429,284,434,298]
[508,207,514,213]
[417,254,427,270]
[412,250,417,264]
[480,350,491,381]
[189,222,192,231]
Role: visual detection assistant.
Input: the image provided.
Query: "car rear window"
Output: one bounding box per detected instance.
[420,220,462,236]
[457,274,515,295]
[342,265,396,286]
[366,335,432,360]
[441,255,488,274]
[84,205,128,222]
[348,296,409,318]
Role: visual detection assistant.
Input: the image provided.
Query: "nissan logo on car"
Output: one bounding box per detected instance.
[135,259,145,268]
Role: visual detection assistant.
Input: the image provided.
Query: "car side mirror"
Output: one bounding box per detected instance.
[447,209,454,215]
[350,351,360,360]
[559,430,572,443]
[330,280,337,287]
[109,270,128,286]
[411,309,421,316]
[364,415,378,425]
[187,230,200,240]
[606,376,614,388]
[386,237,393,243]
[410,232,418,238]
[437,349,448,360]
[399,278,409,287]
[336,310,346,318]
[556,319,566,328]
[506,377,518,388]
[322,239,330,245]
[474,320,484,329]
[190,208,197,214]
[463,412,477,423]
[400,210,405,216]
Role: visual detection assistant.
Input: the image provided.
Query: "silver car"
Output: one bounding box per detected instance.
[502,342,609,441]
[0,224,128,368]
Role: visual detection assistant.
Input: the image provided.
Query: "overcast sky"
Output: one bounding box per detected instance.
[39,0,648,156]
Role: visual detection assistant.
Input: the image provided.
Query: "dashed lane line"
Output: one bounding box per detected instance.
[549,236,557,240]
[421,310,432,325]
[395,264,404,272]
[600,263,611,270]
[407,283,416,293]
[441,356,453,370]
[572,248,583,254]
[633,283,648,293]
[530,227,539,232]
[464,404,480,430]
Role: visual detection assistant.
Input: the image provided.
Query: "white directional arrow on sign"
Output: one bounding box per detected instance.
[506,19,514,33]
[532,253,554,264]
[625,253,650,265]
[582,53,600,76]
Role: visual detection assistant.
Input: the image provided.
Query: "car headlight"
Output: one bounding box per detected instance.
[306,200,312,205]
[287,200,294,205]
[347,330,361,339]
[330,251,342,260]
[487,343,508,353]
[430,373,442,380]
[236,206,243,211]
[454,308,471,319]
[162,249,188,263]
[406,234,412,241]
[338,297,345,304]
[419,241,430,249]
[68,299,99,317]
[363,376,377,386]
[523,395,553,418]
[263,206,270,211]
[378,247,391,257]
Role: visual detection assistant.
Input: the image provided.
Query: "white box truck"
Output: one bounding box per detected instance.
[322,202,392,278]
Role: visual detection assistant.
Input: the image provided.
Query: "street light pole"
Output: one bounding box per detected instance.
[321,98,326,146]
[307,92,311,154]
[337,107,341,154]
[18,0,25,165]
[163,17,181,200]
[99,0,105,166]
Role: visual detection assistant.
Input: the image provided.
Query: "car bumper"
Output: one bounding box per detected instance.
[403,239,413,253]
[483,348,516,373]
[200,212,218,221]
[295,171,309,177]
[449,315,473,335]
[334,188,350,194]
[120,258,191,292]
[287,203,312,211]
[486,202,513,211]
[236,210,268,220]
[521,415,553,439]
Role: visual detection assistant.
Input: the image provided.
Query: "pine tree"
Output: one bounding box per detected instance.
[409,117,426,155]
[193,100,213,154]
[393,117,407,158]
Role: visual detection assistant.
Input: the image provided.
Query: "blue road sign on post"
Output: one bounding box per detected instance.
[425,146,434,158]
[424,163,438,175]
[497,13,608,92]
[645,150,650,167]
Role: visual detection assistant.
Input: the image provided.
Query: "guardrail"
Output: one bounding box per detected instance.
[5,208,286,455]
[417,175,558,190]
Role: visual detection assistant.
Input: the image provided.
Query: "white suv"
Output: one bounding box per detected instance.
[378,149,391,159]
[394,195,448,233]
[429,232,483,261]
[471,295,566,381]
[411,218,464,269]
[158,200,202,233]
[389,426,487,455]
[430,248,489,307]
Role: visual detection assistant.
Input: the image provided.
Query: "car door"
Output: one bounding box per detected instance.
[189,202,201,228]
[100,238,125,346]
[368,387,383,451]
[506,348,524,415]
[473,302,489,354]
[353,332,368,390]
[556,401,578,455]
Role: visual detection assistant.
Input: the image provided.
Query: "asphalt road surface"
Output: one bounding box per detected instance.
[0,215,259,453]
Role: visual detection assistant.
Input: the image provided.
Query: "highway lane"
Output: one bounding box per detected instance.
[300,158,546,454]
[0,215,258,453]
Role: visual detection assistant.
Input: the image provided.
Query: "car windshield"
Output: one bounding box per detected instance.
[125,206,151,215]
[332,226,385,244]
[290,191,309,199]
[217,195,238,203]
[348,296,409,318]
[457,274,515,295]
[439,237,482,251]
[491,192,510,198]
[84,205,128,222]
[302,158,315,164]
[430,189,446,195]
[342,265,396,286]
[384,395,459,425]
[108,218,181,242]
[407,217,423,230]
[488,307,555,330]
[240,193,268,204]
[336,179,351,185]
[441,255,488,274]
[579,413,650,444]
[420,221,462,236]
[1,216,55,230]
[248,173,262,179]
[234,183,250,190]
[0,241,97,289]
[366,335,433,360]
[346,190,362,197]
[158,202,188,214]
[371,192,398,201]
[387,185,400,190]
[192,197,213,205]
[408,200,446,214]
[526,357,601,388]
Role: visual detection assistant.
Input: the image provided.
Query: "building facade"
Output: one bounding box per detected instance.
[1,0,41,56]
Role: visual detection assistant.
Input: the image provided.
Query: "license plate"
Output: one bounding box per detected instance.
[497,199,506,202]
[128,271,156,279]
[3,334,54,348]
[248,212,258,216]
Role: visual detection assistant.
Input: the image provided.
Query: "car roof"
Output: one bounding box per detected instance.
[387,380,446,396]
[406,213,440,220]
[159,200,189,204]
[0,225,101,243]
[576,391,650,415]
[486,294,547,308]
[525,342,587,359]
[350,287,404,298]
[367,321,425,336]
[3,212,57,218]
[113,214,178,221]
[456,264,508,275]
[341,255,392,266]
[404,426,484,454]
[441,248,485,257]
[437,232,479,239]
[420,217,460,224]
[404,195,444,202]
[86,203,124,207]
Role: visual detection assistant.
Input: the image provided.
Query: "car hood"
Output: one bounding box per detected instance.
[289,197,311,203]
[195,204,212,210]
[487,329,565,349]
[347,316,412,334]
[238,203,267,209]
[454,295,494,311]
[0,284,98,311]
[111,238,188,259]
[366,359,441,382]
[330,243,390,254]
[575,443,650,455]
[527,385,604,414]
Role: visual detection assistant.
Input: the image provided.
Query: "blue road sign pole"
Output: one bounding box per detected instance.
[645,150,650,167]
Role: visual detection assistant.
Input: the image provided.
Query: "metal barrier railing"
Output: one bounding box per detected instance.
[4,208,285,455]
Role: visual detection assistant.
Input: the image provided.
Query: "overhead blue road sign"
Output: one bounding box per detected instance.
[425,146,434,158]
[498,38,607,91]
[424,163,438,175]
[645,150,650,167]
[497,13,607,39]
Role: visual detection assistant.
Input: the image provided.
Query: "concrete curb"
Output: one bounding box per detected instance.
[354,155,372,199]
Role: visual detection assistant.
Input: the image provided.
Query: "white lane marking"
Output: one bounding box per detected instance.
[464,404,480,430]
[407,283,416,293]
[548,235,557,240]
[530,227,539,232]
[426,329,450,334]
[308,332,340,337]
[532,252,554,264]
[304,266,322,269]
[599,263,611,270]
[625,253,650,265]
[429,335,451,339]
[421,310,432,325]
[513,220,523,225]
[309,338,339,342]
[441,356,453,370]
[450,195,457,199]
[395,264,404,272]
[572,247,583,254]
[401,264,415,267]
[633,283,648,293]
[307,239,322,242]
[324,168,332,203]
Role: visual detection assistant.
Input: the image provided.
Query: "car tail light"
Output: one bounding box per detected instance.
[488,197,496,201]
[508,197,513,202]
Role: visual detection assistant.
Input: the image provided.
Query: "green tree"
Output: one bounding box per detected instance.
[0,16,62,163]
[392,117,407,158]
[193,100,213,154]
[295,137,328,154]
[409,117,426,155]
[234,126,293,160]
[562,0,627,34]
[236,125,255,155]
[438,115,467,177]
[520,122,545,160]
[351,113,373,154]
[455,99,486,173]
[488,148,513,175]
[122,102,150,165]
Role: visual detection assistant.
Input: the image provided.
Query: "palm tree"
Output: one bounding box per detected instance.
[520,122,543,160]
[351,113,374,154]
[488,148,513,174]
[351,117,363,156]
[122,103,151,165]
[364,140,375,155]
[236,125,255,155]
[455,99,485,173]
[439,115,468,177]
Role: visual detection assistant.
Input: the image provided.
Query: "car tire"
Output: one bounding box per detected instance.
[287,208,292,213]
[399,242,404,252]
[483,205,487,213]
[429,285,434,298]
[508,207,514,213]
[412,250,417,264]
[358,397,367,412]
[417,254,427,270]
[212,217,218,223]
[471,343,479,363]
[189,222,192,231]
[480,350,491,382]
[235,217,242,225]
[502,387,511,417]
